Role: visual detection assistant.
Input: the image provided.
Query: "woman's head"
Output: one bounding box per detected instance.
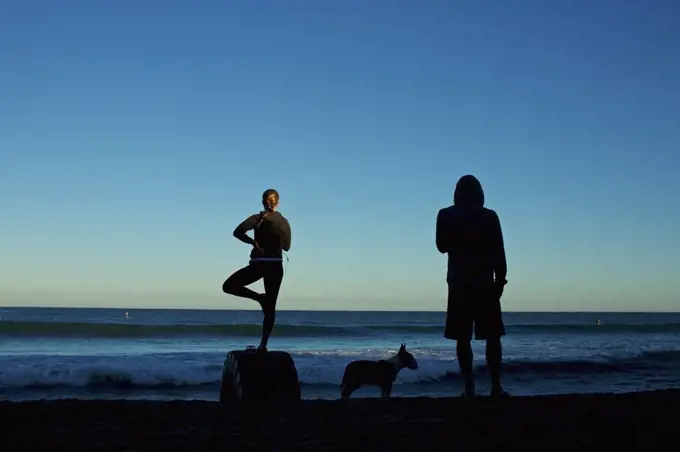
[453,175,485,207]
[262,189,280,212]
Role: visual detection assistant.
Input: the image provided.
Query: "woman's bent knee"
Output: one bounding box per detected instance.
[222,279,235,294]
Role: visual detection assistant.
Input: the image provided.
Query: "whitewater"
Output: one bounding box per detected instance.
[1,308,679,400]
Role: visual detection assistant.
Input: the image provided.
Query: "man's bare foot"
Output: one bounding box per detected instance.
[461,381,476,398]
[490,387,510,397]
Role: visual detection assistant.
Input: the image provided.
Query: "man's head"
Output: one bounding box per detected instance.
[262,189,280,212]
[453,175,484,207]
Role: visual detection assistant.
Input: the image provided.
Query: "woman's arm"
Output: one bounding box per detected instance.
[282,218,291,252]
[233,214,260,246]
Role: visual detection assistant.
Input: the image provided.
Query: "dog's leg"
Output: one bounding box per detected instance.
[341,384,357,400]
[381,383,393,398]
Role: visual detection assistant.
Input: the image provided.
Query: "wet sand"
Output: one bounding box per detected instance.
[0,390,676,451]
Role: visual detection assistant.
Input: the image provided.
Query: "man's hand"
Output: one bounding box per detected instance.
[494,278,507,299]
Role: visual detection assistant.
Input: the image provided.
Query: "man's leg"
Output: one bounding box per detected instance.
[456,339,475,396]
[446,284,475,396]
[222,265,263,302]
[259,263,284,350]
[486,337,503,393]
[478,298,508,396]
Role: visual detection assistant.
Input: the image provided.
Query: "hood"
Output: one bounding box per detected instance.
[453,174,485,207]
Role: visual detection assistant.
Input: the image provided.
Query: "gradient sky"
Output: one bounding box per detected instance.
[1,0,679,311]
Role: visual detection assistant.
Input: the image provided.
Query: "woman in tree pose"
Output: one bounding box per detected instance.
[222,189,291,352]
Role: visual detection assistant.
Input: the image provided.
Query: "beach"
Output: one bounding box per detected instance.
[0,390,676,451]
[1,308,679,450]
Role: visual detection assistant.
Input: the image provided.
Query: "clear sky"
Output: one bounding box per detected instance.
[1,0,679,312]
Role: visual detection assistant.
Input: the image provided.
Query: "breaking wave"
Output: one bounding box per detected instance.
[1,349,678,393]
[2,321,680,338]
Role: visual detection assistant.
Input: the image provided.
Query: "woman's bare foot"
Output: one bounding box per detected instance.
[255,293,267,311]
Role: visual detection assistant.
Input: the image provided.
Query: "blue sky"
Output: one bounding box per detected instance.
[1,0,679,311]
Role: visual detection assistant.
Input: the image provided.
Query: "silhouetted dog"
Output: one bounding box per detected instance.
[340,343,418,399]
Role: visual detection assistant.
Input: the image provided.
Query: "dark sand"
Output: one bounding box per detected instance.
[1,390,677,451]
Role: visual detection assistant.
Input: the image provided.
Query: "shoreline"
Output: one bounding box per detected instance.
[1,389,677,451]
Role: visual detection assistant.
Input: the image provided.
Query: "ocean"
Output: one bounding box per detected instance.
[0,308,679,401]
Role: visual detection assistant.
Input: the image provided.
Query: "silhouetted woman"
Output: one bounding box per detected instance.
[222,189,291,352]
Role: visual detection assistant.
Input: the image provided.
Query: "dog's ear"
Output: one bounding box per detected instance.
[400,343,406,351]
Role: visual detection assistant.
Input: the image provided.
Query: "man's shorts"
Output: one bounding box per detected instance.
[444,282,506,341]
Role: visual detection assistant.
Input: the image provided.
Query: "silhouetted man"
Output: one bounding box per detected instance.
[436,175,509,397]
